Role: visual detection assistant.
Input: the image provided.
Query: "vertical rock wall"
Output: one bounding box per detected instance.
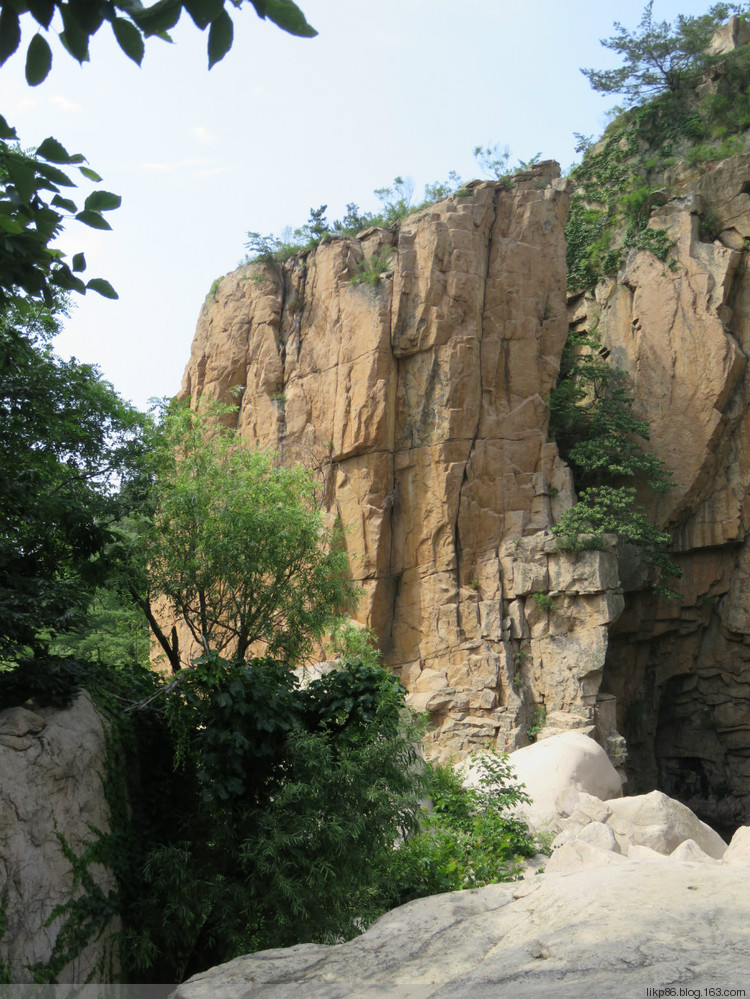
[571,155,750,832]
[180,163,624,759]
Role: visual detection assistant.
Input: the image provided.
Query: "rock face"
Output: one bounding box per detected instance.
[180,163,626,760]
[171,860,749,999]
[0,692,119,983]
[180,151,750,827]
[570,154,750,832]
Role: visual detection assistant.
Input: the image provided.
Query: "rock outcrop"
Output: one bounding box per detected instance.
[179,163,628,760]
[0,692,119,983]
[570,154,750,832]
[179,145,750,828]
[172,857,749,999]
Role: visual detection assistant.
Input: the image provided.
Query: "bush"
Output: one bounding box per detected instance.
[366,751,538,919]
[120,652,427,982]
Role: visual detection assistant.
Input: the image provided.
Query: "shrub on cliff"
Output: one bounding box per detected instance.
[549,330,680,597]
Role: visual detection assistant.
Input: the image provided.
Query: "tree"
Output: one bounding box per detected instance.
[0,0,316,84]
[136,403,357,671]
[0,300,151,665]
[582,1,748,107]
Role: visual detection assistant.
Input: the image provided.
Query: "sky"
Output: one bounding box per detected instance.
[0,0,725,411]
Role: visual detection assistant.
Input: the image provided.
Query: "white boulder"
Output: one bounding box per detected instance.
[604,790,727,859]
[546,838,626,873]
[504,731,623,832]
[669,839,720,864]
[723,825,750,866]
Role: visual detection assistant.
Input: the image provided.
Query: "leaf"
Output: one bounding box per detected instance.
[132,0,181,36]
[75,210,112,230]
[0,215,26,235]
[25,33,52,85]
[0,5,21,65]
[59,3,90,62]
[207,8,232,68]
[260,0,316,38]
[86,277,118,299]
[36,137,74,164]
[54,266,87,294]
[28,0,55,29]
[36,162,76,188]
[78,166,103,182]
[72,252,86,272]
[0,115,17,140]
[84,190,122,212]
[184,0,223,30]
[112,17,144,64]
[52,194,78,213]
[6,157,39,203]
[69,0,105,35]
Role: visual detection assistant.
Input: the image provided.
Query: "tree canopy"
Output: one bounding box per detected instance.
[135,404,357,672]
[0,300,150,664]
[582,1,749,106]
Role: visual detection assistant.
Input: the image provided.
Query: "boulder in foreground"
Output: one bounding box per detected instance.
[171,861,749,999]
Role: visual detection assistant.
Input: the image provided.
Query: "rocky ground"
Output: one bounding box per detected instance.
[172,733,750,999]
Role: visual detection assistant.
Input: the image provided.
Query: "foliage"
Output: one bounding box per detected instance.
[120,651,426,981]
[549,331,680,595]
[244,171,464,265]
[349,247,394,286]
[366,751,537,916]
[473,144,541,186]
[138,403,357,669]
[569,3,750,295]
[550,332,672,492]
[373,175,416,224]
[581,1,747,106]
[0,0,316,85]
[0,125,120,309]
[531,591,554,612]
[552,485,680,596]
[0,300,152,666]
[28,830,120,984]
[51,578,151,672]
[526,706,547,743]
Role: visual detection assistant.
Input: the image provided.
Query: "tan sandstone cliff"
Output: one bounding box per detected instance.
[179,151,750,832]
[179,162,625,764]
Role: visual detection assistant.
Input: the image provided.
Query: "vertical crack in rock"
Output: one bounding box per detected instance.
[453,186,499,597]
[386,241,403,657]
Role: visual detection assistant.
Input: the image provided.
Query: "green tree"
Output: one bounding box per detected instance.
[0,300,151,665]
[136,403,357,671]
[0,0,319,672]
[582,1,747,107]
[120,650,426,982]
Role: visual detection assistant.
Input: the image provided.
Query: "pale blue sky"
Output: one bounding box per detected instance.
[0,0,722,409]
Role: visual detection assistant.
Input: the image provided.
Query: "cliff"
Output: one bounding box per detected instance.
[179,163,627,762]
[179,148,750,832]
